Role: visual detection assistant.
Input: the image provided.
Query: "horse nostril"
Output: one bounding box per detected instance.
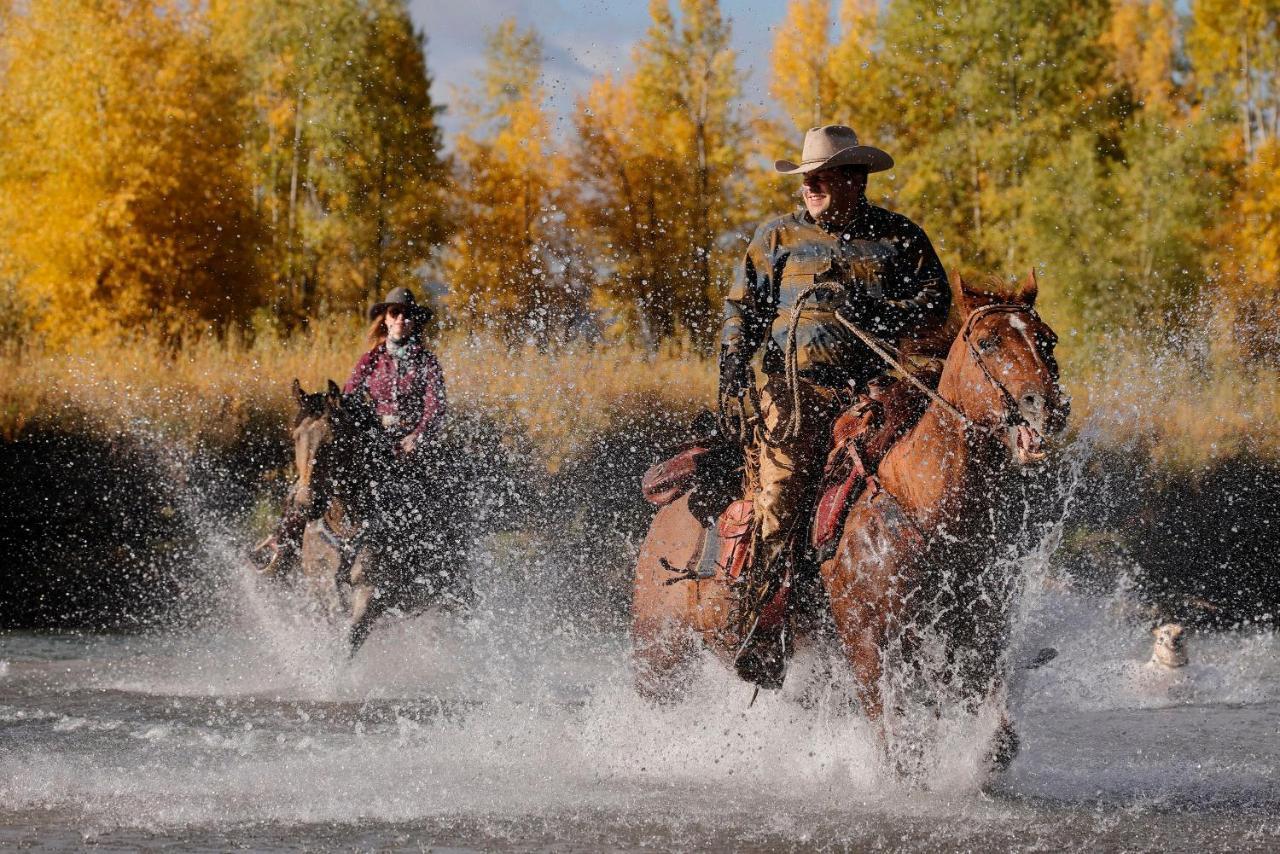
[1021,393,1043,410]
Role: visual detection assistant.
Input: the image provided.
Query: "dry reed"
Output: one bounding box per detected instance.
[1063,330,1280,470]
[0,321,715,469]
[1,321,1273,472]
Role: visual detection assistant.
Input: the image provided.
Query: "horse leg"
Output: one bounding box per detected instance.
[957,574,1020,771]
[254,506,309,578]
[821,498,922,730]
[347,581,383,655]
[820,542,894,722]
[971,633,1020,773]
[633,616,700,703]
[344,548,386,656]
[986,701,1020,772]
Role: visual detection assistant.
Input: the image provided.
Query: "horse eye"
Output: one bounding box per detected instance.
[978,335,999,352]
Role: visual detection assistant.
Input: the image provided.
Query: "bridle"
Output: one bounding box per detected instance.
[957,303,1056,433]
[834,301,1057,438]
[295,395,381,522]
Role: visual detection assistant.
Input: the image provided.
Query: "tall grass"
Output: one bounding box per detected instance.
[0,320,715,470]
[1,316,1273,472]
[1063,326,1280,470]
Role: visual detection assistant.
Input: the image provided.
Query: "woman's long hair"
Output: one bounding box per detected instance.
[365,310,427,349]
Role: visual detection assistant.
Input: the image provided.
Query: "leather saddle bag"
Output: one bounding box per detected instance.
[641,446,711,506]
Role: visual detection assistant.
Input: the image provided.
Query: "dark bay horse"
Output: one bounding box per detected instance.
[273,380,471,652]
[632,274,1068,762]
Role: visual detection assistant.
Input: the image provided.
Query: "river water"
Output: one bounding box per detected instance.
[4,521,1280,853]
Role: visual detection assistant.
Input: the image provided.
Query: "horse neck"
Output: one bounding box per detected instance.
[312,421,377,517]
[877,346,1004,530]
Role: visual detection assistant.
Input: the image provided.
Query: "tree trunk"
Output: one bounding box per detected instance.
[1241,28,1254,163]
[287,87,305,312]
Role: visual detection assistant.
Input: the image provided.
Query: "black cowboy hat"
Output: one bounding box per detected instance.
[369,286,433,322]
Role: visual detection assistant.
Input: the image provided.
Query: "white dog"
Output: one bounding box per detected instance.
[1150,622,1188,668]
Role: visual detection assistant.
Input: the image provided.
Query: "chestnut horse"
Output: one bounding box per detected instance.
[632,275,1068,756]
[276,381,471,652]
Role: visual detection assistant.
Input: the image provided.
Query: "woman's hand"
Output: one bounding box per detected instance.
[398,433,419,456]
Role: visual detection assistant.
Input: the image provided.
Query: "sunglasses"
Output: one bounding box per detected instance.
[386,306,412,320]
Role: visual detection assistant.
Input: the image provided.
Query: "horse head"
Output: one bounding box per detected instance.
[288,379,380,518]
[940,271,1070,465]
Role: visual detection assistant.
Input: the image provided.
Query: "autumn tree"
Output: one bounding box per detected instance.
[770,0,838,131]
[443,19,589,345]
[0,0,263,342]
[826,0,883,128]
[748,0,1240,343]
[1102,0,1181,115]
[1187,0,1280,164]
[572,0,745,346]
[1213,138,1280,362]
[209,0,449,325]
[1184,1,1280,361]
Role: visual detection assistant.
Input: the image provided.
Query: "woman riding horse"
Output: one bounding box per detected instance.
[255,286,446,578]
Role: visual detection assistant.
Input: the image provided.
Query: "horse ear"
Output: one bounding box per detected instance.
[1015,269,1039,305]
[291,378,305,406]
[955,272,992,314]
[324,380,341,412]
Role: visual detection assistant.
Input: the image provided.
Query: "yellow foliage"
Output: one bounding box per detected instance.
[444,19,585,344]
[770,0,837,131]
[0,0,262,343]
[1188,0,1280,162]
[827,0,883,129]
[1101,0,1178,113]
[1238,141,1280,285]
[1213,138,1280,360]
[206,0,449,325]
[568,0,746,344]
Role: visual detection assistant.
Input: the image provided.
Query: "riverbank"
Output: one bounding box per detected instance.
[1,326,1276,629]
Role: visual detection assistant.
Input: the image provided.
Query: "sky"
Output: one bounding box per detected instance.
[407,0,791,139]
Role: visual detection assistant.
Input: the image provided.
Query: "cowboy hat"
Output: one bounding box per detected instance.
[369,286,433,322]
[774,125,893,174]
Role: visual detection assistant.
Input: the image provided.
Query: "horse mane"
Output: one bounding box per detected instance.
[972,275,1025,304]
[337,390,380,432]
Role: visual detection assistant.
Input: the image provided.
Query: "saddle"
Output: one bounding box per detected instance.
[640,418,744,522]
[641,374,932,567]
[812,373,933,560]
[640,419,753,594]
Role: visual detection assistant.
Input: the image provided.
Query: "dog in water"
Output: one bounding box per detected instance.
[1150,622,1188,668]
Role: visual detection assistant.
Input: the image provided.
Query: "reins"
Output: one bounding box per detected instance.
[755,285,1039,443]
[842,302,1043,436]
[831,309,977,432]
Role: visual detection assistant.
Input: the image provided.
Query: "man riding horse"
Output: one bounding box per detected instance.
[717,124,951,634]
[256,286,446,577]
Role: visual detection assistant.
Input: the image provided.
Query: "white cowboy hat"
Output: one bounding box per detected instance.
[774,124,894,174]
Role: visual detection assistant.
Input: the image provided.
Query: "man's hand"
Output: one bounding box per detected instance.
[718,390,750,443]
[717,349,753,442]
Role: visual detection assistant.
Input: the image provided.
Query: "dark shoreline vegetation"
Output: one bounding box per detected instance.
[2,331,1277,633]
